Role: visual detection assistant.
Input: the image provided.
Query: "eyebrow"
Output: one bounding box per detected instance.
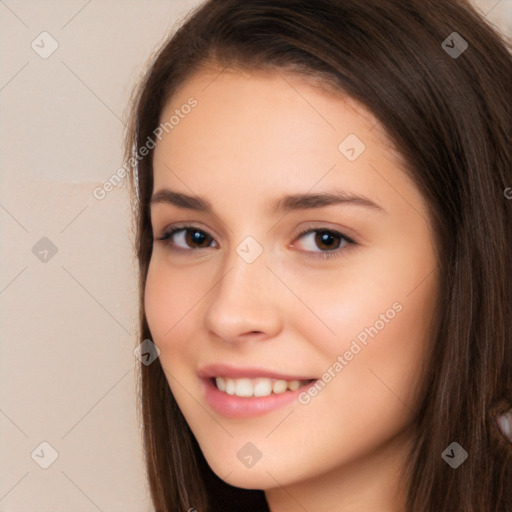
[150,188,385,214]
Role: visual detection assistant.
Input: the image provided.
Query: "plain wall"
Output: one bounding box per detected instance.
[0,1,510,510]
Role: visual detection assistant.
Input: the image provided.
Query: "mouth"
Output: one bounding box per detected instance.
[198,364,319,418]
[211,376,316,397]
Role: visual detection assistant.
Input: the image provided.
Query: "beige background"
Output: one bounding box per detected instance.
[0,1,510,510]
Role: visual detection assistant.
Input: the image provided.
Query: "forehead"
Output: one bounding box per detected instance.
[150,67,420,220]
[155,68,398,162]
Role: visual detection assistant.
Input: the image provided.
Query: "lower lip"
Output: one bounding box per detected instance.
[201,378,317,418]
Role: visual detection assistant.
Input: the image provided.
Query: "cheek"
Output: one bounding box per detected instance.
[285,247,435,361]
[143,258,197,367]
[143,260,203,410]
[307,260,433,378]
[306,262,438,440]
[144,256,200,341]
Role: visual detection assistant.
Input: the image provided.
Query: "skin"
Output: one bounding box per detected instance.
[145,66,440,512]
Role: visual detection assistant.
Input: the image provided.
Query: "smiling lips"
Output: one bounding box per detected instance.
[198,364,318,417]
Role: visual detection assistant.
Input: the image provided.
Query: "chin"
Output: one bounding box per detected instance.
[197,438,310,491]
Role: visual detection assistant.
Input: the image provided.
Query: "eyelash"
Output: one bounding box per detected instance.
[156,224,357,260]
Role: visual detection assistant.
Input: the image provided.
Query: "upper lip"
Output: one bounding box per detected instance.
[198,363,317,381]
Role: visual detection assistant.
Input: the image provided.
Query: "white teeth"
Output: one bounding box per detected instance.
[225,378,236,395]
[272,379,288,394]
[214,377,309,397]
[216,376,226,392]
[253,379,273,397]
[235,378,253,397]
[287,380,300,391]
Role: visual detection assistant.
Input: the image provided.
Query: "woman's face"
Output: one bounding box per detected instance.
[146,67,439,509]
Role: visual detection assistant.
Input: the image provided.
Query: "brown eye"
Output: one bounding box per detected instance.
[294,228,357,261]
[184,229,211,248]
[314,230,342,251]
[158,226,217,250]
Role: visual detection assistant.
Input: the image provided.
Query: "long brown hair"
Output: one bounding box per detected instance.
[124,1,512,510]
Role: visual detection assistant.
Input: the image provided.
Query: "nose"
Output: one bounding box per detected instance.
[203,249,284,344]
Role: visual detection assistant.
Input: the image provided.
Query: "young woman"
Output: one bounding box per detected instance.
[124,1,512,510]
